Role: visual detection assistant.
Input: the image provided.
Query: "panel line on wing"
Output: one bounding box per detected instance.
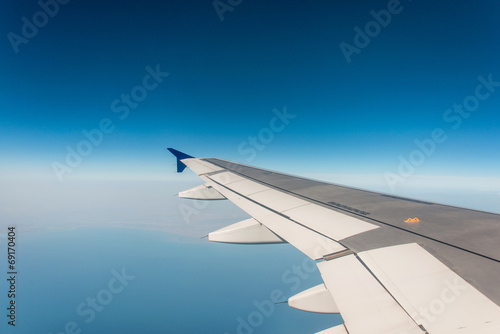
[203,159,500,264]
[318,254,426,334]
[205,175,343,243]
[353,253,427,332]
[202,175,345,259]
[358,243,500,333]
[320,247,426,330]
[203,170,378,243]
[204,158,379,219]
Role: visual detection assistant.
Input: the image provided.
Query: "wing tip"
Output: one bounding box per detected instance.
[167,148,194,173]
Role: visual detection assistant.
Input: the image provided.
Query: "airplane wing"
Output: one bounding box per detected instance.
[168,148,500,334]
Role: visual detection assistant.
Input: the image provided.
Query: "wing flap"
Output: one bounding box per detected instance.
[283,204,378,241]
[225,179,270,196]
[201,174,345,260]
[204,170,379,242]
[206,170,246,183]
[358,243,500,333]
[318,254,425,334]
[168,151,500,333]
[247,188,310,212]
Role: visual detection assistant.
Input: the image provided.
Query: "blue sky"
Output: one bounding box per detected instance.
[2,0,500,183]
[1,1,500,333]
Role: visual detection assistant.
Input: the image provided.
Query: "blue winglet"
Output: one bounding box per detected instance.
[167,148,194,173]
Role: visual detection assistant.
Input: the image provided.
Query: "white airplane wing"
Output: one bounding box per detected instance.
[168,148,500,334]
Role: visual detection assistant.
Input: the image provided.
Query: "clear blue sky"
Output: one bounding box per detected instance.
[1,1,500,333]
[2,0,499,182]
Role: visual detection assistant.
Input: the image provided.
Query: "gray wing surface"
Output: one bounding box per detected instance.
[169,149,500,334]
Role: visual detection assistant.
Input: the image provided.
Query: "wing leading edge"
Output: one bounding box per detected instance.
[168,149,500,334]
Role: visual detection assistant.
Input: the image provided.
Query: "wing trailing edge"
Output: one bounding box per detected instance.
[168,150,500,333]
